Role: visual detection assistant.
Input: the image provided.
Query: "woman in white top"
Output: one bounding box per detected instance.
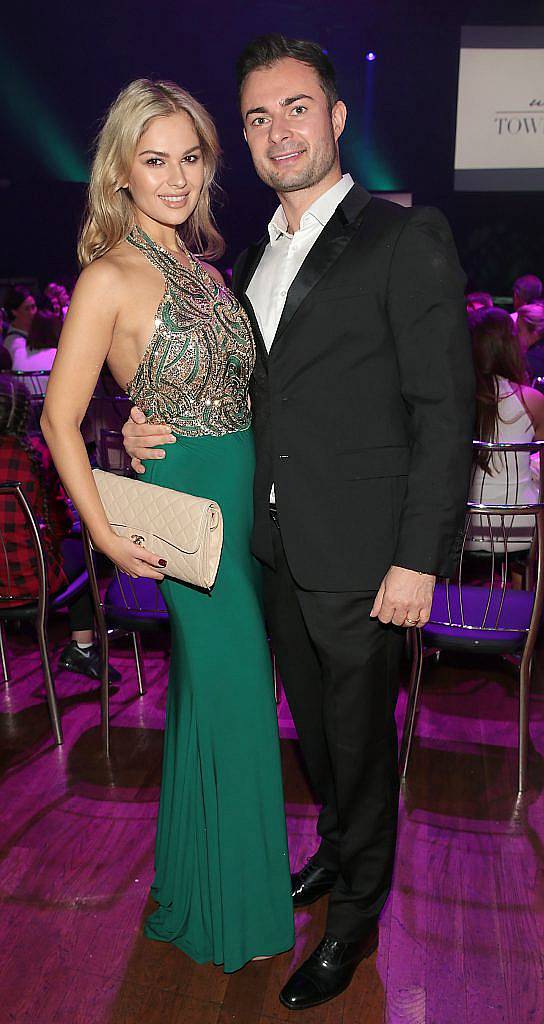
[468,307,544,552]
[3,286,37,367]
[3,286,58,394]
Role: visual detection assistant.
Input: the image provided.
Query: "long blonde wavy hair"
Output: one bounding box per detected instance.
[78,79,225,266]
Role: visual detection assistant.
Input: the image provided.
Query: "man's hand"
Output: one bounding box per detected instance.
[370,565,435,627]
[121,406,176,474]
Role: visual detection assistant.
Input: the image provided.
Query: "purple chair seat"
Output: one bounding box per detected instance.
[423,583,534,653]
[104,574,169,633]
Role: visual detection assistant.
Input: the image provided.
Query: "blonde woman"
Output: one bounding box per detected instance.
[41,80,294,972]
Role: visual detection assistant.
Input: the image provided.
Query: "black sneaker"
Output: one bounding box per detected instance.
[59,641,121,682]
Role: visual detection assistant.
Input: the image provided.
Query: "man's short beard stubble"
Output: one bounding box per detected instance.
[256,126,338,194]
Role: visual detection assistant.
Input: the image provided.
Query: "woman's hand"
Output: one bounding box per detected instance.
[100,532,167,580]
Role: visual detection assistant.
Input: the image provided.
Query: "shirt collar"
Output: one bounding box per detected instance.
[268,173,355,243]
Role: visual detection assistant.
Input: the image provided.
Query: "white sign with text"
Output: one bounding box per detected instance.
[454,28,544,191]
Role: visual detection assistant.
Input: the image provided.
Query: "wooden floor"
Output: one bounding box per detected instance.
[0,621,543,1024]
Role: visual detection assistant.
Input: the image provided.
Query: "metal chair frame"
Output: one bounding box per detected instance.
[400,440,544,795]
[81,524,168,757]
[0,368,51,395]
[0,482,62,744]
[1,370,51,430]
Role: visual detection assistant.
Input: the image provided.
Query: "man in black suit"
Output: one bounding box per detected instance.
[122,34,475,1011]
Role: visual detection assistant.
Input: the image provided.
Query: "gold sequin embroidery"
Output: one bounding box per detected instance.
[125,226,254,437]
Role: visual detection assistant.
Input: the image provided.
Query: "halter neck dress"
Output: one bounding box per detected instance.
[124,226,294,971]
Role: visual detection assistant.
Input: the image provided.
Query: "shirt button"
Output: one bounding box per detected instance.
[279,290,287,298]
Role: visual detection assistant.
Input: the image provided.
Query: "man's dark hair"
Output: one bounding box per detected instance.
[513,274,543,306]
[236,33,339,111]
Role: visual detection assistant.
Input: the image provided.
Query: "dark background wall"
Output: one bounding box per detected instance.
[1,0,542,292]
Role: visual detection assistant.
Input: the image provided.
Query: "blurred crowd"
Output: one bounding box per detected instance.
[466,273,544,381]
[0,280,71,374]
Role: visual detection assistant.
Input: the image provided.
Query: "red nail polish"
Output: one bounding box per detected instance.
[158,559,167,567]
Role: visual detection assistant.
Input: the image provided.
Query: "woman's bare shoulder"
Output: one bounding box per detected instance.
[521,385,544,440]
[74,244,144,307]
[79,243,136,284]
[521,384,544,408]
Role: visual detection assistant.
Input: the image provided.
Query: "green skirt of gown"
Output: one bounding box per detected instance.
[142,426,294,972]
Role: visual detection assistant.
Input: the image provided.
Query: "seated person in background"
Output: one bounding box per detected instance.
[0,377,119,681]
[27,311,60,355]
[468,307,544,553]
[511,274,543,324]
[44,282,71,323]
[33,282,71,359]
[466,291,493,315]
[5,286,62,393]
[3,285,37,367]
[22,311,60,393]
[517,303,544,382]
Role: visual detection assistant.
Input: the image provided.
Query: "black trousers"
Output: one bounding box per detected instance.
[263,518,404,942]
[59,537,94,633]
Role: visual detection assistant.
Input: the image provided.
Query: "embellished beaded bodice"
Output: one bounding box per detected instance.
[125,226,254,437]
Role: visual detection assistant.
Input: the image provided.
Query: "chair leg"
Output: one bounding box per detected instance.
[0,622,9,682]
[399,627,424,780]
[131,632,146,696]
[518,652,532,795]
[36,619,63,745]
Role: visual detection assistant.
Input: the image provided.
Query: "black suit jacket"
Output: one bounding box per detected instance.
[232,183,475,592]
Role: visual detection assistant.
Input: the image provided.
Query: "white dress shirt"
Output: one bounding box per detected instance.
[246,173,354,352]
[246,173,354,501]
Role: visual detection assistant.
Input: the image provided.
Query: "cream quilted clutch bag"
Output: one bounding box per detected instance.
[92,469,223,589]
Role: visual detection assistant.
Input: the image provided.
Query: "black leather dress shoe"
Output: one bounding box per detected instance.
[291,859,338,908]
[279,927,379,1011]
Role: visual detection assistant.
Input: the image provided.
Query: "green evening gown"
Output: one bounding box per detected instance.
[124,226,294,973]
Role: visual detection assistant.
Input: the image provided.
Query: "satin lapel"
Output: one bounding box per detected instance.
[241,293,268,366]
[234,236,268,298]
[234,236,269,364]
[270,183,373,353]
